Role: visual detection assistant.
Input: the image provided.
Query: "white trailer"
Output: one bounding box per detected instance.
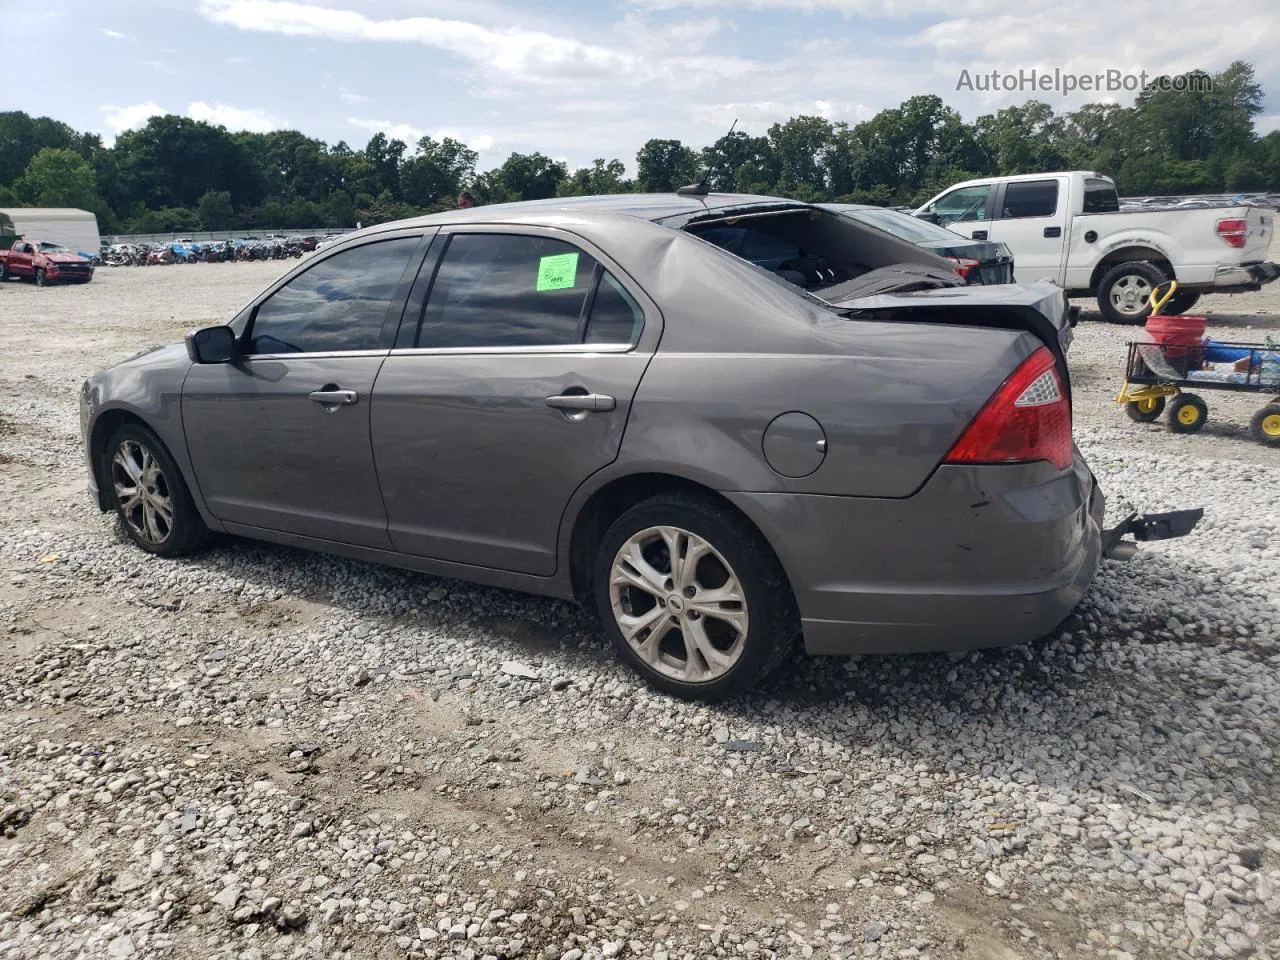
[0,208,101,256]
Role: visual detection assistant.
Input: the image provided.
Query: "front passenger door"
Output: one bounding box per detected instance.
[182,234,426,547]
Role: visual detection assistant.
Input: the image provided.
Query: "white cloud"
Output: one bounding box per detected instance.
[101,102,165,137]
[339,87,369,104]
[348,117,425,143]
[197,0,758,91]
[100,28,133,40]
[144,60,178,75]
[188,101,284,132]
[226,56,250,65]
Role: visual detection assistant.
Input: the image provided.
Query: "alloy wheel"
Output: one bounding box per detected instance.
[1110,274,1153,317]
[608,526,748,684]
[111,439,175,545]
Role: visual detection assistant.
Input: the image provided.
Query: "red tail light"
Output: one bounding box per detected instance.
[944,347,1072,470]
[947,256,981,280]
[1216,218,1248,248]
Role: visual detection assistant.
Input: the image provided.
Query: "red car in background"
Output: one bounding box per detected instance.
[0,240,95,285]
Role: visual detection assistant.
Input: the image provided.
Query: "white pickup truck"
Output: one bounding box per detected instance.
[915,171,1279,323]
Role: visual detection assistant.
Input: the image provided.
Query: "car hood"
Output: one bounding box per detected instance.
[44,253,90,264]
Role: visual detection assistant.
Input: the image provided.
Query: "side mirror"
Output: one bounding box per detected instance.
[185,325,238,364]
[915,210,940,224]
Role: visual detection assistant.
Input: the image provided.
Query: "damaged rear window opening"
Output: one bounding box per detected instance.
[673,204,966,302]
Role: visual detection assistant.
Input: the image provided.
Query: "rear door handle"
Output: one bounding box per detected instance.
[309,389,358,406]
[971,230,988,240]
[545,393,616,412]
[1044,226,1062,238]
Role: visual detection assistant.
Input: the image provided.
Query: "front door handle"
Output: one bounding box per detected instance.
[1044,226,1062,238]
[545,393,616,412]
[309,388,358,406]
[971,230,988,240]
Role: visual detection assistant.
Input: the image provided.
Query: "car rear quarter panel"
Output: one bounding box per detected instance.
[602,231,1040,499]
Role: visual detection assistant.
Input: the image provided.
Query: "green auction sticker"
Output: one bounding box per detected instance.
[536,252,579,291]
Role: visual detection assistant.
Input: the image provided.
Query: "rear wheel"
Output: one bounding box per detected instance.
[1167,393,1208,434]
[1097,261,1167,324]
[106,423,212,557]
[1126,396,1166,422]
[593,493,797,701]
[1249,404,1280,447]
[34,268,46,287]
[1163,290,1202,315]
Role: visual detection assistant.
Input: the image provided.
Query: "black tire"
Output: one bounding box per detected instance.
[1249,404,1280,447]
[1126,396,1166,422]
[104,423,212,557]
[1166,393,1208,434]
[1097,261,1168,324]
[593,492,798,701]
[1163,290,1202,315]
[0,261,7,282]
[34,268,46,287]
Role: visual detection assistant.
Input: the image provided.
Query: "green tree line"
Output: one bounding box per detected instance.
[1,61,1276,234]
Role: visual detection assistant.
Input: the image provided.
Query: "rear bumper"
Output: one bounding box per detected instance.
[726,457,1104,656]
[1211,261,1279,291]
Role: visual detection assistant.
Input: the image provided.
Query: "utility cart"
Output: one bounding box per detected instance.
[1116,283,1280,446]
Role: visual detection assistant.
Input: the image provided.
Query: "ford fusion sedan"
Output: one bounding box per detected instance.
[79,193,1195,700]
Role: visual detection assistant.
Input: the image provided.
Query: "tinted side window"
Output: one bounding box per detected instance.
[416,234,600,349]
[1083,178,1120,213]
[247,237,419,354]
[584,273,644,346]
[1000,180,1060,219]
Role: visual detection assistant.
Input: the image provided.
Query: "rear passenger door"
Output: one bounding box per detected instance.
[370,227,660,576]
[985,178,1067,282]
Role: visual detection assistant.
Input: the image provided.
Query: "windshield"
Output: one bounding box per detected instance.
[38,242,70,253]
[836,207,960,244]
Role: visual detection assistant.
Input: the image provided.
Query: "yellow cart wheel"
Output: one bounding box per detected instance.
[1249,403,1280,447]
[1167,393,1208,434]
[1125,396,1166,422]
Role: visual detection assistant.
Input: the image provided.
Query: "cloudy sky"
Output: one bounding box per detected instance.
[7,0,1279,172]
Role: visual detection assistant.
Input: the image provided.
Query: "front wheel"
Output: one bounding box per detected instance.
[593,493,798,701]
[1097,261,1168,324]
[1167,393,1208,434]
[1249,404,1280,447]
[0,261,8,282]
[34,268,46,287]
[106,423,212,556]
[1126,396,1166,422]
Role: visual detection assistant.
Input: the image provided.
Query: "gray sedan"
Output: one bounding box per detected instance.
[79,193,1195,700]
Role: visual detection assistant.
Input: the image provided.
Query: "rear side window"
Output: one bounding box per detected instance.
[1000,180,1060,219]
[1083,178,1120,213]
[416,233,642,348]
[247,237,420,354]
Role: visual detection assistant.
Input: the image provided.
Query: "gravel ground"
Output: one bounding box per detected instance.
[0,244,1278,960]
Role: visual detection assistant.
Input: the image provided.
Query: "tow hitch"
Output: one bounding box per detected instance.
[1101,508,1204,561]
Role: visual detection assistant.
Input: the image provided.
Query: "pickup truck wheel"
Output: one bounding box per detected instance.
[0,262,7,282]
[1166,393,1208,434]
[1098,261,1167,324]
[34,268,47,287]
[1163,290,1201,315]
